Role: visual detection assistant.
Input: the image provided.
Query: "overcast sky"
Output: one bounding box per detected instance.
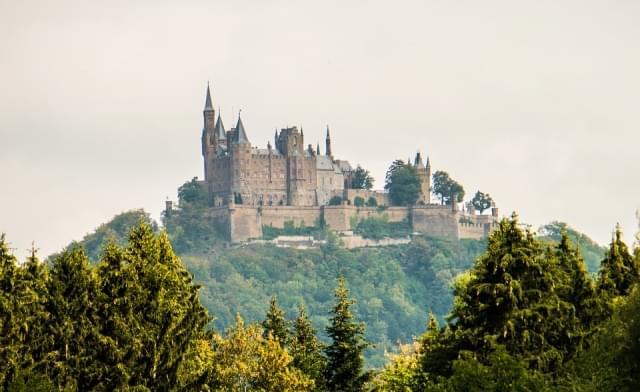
[1,0,639,258]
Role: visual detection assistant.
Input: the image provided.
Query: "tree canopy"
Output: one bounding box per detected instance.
[432,171,465,206]
[351,165,374,190]
[384,160,421,206]
[470,191,493,214]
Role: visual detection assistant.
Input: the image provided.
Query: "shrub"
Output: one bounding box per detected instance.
[366,197,378,207]
[354,196,365,207]
[329,196,343,206]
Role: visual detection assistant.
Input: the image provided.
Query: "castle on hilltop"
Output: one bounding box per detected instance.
[185,85,498,244]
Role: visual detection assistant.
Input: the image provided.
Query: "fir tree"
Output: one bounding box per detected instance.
[597,225,640,298]
[324,277,370,391]
[451,214,574,371]
[44,246,104,390]
[262,295,289,345]
[290,305,326,390]
[553,233,599,347]
[0,234,21,388]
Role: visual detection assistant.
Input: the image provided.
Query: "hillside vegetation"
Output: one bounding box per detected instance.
[56,203,605,368]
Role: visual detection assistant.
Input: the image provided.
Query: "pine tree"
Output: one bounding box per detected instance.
[0,234,21,388]
[44,246,104,390]
[118,222,211,390]
[262,295,289,345]
[324,277,370,391]
[597,225,640,298]
[451,214,574,371]
[553,233,599,347]
[290,305,326,390]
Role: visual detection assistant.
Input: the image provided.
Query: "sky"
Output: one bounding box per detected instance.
[1,0,639,258]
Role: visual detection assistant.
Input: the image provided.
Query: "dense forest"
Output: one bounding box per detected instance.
[3,178,639,390]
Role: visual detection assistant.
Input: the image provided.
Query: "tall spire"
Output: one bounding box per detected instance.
[325,125,332,157]
[317,141,321,155]
[204,82,214,111]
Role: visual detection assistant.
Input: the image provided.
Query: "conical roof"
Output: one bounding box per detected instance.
[234,115,250,144]
[204,83,213,111]
[215,114,226,140]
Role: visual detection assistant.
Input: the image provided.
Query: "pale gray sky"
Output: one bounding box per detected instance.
[1,0,639,258]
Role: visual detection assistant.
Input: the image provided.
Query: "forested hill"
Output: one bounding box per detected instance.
[51,208,606,367]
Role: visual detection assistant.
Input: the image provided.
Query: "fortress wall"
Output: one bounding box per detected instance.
[323,206,353,231]
[205,207,232,240]
[411,206,460,239]
[228,206,263,243]
[343,189,390,206]
[323,206,410,231]
[458,223,488,240]
[260,206,322,228]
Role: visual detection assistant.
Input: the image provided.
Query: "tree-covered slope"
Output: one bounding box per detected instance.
[55,206,607,368]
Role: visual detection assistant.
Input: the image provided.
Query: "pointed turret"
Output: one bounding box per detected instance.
[414,151,424,167]
[233,114,250,144]
[204,82,214,111]
[317,142,321,155]
[214,113,226,140]
[325,125,332,157]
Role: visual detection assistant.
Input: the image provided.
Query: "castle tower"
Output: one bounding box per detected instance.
[229,114,252,205]
[325,126,332,157]
[201,84,216,178]
[414,152,431,205]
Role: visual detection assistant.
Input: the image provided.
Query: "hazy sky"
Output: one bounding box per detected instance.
[1,0,639,258]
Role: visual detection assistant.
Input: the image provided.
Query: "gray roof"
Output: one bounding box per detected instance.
[233,116,250,144]
[214,115,226,140]
[204,84,213,111]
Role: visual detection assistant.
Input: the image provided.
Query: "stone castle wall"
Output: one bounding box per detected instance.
[342,189,390,206]
[204,203,496,243]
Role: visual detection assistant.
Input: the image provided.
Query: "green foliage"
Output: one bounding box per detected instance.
[262,296,290,344]
[444,346,552,392]
[385,160,421,206]
[0,223,211,391]
[351,165,375,190]
[354,196,365,207]
[164,180,226,253]
[353,217,412,240]
[329,196,343,206]
[597,225,640,299]
[538,221,606,274]
[324,277,371,391]
[366,197,378,207]
[449,214,586,373]
[205,315,314,391]
[432,171,464,206]
[178,176,208,207]
[470,191,493,214]
[291,305,326,390]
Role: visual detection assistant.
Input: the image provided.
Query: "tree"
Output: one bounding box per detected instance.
[262,296,289,345]
[290,305,326,390]
[449,214,576,372]
[206,315,313,391]
[44,247,104,390]
[354,196,365,207]
[384,160,421,206]
[432,171,464,206]
[597,225,640,299]
[351,165,374,190]
[366,197,378,207]
[178,176,208,207]
[470,191,493,214]
[324,277,370,391]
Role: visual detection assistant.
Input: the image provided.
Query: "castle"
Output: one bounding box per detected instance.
[189,85,498,243]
